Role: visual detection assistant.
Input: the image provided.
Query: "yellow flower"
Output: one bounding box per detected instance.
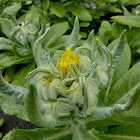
[59,47,80,74]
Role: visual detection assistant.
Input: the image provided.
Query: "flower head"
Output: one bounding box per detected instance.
[59,47,80,74]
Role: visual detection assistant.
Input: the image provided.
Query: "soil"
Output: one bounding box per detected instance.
[0,108,38,139]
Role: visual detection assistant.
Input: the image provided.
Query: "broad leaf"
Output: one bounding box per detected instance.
[0,92,29,122]
[44,22,69,49]
[0,37,13,52]
[3,127,72,140]
[2,3,21,16]
[26,5,39,28]
[111,15,140,28]
[0,18,12,38]
[105,61,140,105]
[68,4,92,21]
[0,71,28,104]
[72,122,92,140]
[11,63,36,88]
[105,30,127,98]
[0,53,33,69]
[49,2,67,18]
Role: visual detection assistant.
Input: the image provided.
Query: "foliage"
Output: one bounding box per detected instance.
[0,18,139,140]
[0,0,140,140]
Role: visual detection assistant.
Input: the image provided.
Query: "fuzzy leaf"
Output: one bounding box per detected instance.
[72,122,92,140]
[3,127,72,140]
[0,71,27,104]
[0,92,29,122]
[66,17,79,50]
[105,61,140,105]
[105,30,127,98]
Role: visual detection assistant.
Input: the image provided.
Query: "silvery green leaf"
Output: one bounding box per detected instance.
[105,30,127,98]
[0,18,12,38]
[0,92,29,122]
[66,17,79,50]
[3,127,72,140]
[105,61,140,105]
[33,28,51,66]
[72,122,93,140]
[25,84,72,128]
[0,71,27,104]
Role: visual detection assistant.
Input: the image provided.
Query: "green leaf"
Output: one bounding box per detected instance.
[105,61,140,105]
[111,15,140,28]
[0,53,33,69]
[91,124,140,140]
[105,30,127,98]
[3,127,72,140]
[79,22,90,27]
[107,39,131,87]
[11,63,36,88]
[0,92,30,122]
[0,18,12,38]
[122,6,131,16]
[2,3,21,16]
[44,22,69,49]
[40,0,50,11]
[107,6,122,13]
[25,84,71,128]
[66,17,79,50]
[68,4,92,21]
[0,37,13,51]
[0,71,27,104]
[72,122,92,140]
[98,20,112,45]
[26,5,39,27]
[49,2,67,18]
[48,35,69,50]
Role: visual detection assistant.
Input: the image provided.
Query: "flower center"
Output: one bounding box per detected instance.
[59,47,80,74]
